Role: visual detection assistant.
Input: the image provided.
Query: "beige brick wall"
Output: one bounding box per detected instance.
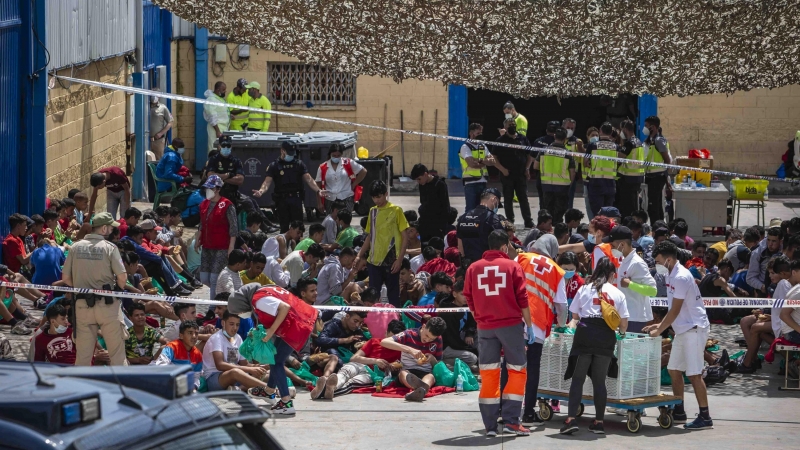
[658,85,800,175]
[172,42,449,174]
[46,56,131,208]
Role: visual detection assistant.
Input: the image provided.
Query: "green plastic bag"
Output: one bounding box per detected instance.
[286,377,294,387]
[328,296,347,306]
[337,346,354,364]
[150,278,166,294]
[362,329,372,340]
[432,361,456,387]
[401,300,417,330]
[453,358,480,391]
[554,327,575,335]
[364,365,384,384]
[290,361,319,384]
[240,325,277,365]
[660,367,690,385]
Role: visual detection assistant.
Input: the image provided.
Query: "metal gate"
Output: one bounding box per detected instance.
[0,1,22,237]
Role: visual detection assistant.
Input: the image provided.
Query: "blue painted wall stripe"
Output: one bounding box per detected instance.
[447,84,468,178]
[194,25,209,171]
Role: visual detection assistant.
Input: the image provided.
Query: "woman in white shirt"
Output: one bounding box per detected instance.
[561,257,629,436]
[315,145,367,214]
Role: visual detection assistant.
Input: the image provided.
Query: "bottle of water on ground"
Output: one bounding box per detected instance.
[456,374,464,394]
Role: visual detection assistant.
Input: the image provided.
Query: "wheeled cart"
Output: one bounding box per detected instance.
[537,389,682,433]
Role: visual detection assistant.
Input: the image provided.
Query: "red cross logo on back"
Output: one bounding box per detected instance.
[531,255,554,276]
[477,266,507,296]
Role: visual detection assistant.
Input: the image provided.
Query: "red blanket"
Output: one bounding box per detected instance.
[352,385,455,398]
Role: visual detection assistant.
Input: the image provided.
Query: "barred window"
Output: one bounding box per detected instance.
[267,63,356,107]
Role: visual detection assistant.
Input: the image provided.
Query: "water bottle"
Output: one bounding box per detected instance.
[456,374,464,394]
[764,187,769,201]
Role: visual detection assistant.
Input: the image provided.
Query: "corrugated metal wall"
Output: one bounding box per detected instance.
[0,1,22,237]
[143,0,163,69]
[171,14,225,39]
[46,0,136,70]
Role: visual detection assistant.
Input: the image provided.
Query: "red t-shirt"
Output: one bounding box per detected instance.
[2,233,26,272]
[34,328,77,365]
[118,218,129,238]
[99,166,129,192]
[360,337,401,362]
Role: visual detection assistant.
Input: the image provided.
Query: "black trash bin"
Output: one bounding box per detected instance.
[355,157,391,216]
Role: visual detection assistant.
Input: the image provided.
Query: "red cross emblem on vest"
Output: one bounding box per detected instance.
[477,266,507,296]
[531,255,554,276]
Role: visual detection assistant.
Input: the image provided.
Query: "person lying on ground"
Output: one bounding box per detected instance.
[316,306,368,377]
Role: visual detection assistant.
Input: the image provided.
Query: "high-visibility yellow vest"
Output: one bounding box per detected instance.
[587,140,618,180]
[515,113,528,137]
[567,140,588,181]
[540,152,571,186]
[226,91,251,131]
[646,139,669,174]
[459,143,488,182]
[248,95,272,131]
[618,138,646,177]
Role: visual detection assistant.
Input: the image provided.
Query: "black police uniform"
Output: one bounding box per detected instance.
[456,205,504,262]
[532,133,555,208]
[206,153,244,203]
[266,157,308,232]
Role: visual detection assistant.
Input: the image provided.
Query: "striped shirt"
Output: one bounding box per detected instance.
[391,328,442,372]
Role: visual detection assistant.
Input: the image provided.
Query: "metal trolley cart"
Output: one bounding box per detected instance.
[537,329,679,433]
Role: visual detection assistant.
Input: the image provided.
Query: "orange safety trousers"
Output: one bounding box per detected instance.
[476,323,528,431]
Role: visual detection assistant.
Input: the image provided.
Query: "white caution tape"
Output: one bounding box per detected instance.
[3,281,796,311]
[54,75,798,185]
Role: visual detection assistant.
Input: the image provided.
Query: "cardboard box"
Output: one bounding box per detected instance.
[675,156,714,169]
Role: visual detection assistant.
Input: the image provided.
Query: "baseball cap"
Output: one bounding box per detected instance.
[281,140,298,155]
[236,78,248,88]
[597,206,621,219]
[244,81,261,90]
[139,219,162,232]
[603,225,633,243]
[203,174,224,189]
[91,212,120,227]
[568,233,585,244]
[482,187,503,208]
[769,218,783,229]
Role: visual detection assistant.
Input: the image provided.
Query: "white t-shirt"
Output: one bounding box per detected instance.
[410,254,426,274]
[780,284,800,336]
[202,330,245,377]
[315,159,364,200]
[772,279,792,336]
[459,144,492,184]
[261,235,288,260]
[254,295,286,317]
[666,263,710,334]
[569,283,629,320]
[617,251,656,322]
[163,319,181,342]
[263,256,291,288]
[281,250,306,287]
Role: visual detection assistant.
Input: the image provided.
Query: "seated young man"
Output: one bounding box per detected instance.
[263,255,292,288]
[164,303,215,350]
[208,293,254,340]
[295,223,326,252]
[316,247,358,305]
[152,320,204,390]
[380,316,446,402]
[417,239,457,278]
[202,311,272,396]
[240,252,273,285]
[215,249,248,297]
[282,243,325,287]
[117,207,142,238]
[261,220,304,261]
[121,226,191,297]
[417,271,454,307]
[312,319,407,400]
[125,303,168,365]
[779,259,800,347]
[33,303,76,364]
[121,252,178,321]
[335,210,360,250]
[399,258,426,306]
[438,279,478,373]
[316,305,368,377]
[321,201,345,253]
[405,221,422,257]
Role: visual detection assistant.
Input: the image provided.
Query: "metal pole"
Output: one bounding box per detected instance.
[400,110,405,177]
[132,0,146,200]
[418,110,424,166]
[381,103,387,151]
[432,109,438,172]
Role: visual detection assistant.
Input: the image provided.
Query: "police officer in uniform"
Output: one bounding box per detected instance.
[584,122,624,217]
[562,118,584,208]
[61,212,128,366]
[534,128,575,224]
[456,188,505,262]
[616,119,646,219]
[207,135,269,225]
[643,115,672,223]
[253,141,327,232]
[531,121,561,209]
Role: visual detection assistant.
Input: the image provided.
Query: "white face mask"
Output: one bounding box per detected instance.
[619,131,626,140]
[611,248,623,259]
[587,233,596,244]
[655,264,669,275]
[55,324,68,334]
[642,126,651,136]
[504,113,513,119]
[206,189,217,200]
[566,129,574,138]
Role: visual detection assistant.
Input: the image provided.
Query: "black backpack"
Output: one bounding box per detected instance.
[703,366,729,385]
[170,187,195,212]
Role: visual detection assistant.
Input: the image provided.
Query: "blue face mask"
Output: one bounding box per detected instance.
[222,329,234,339]
[284,155,295,162]
[564,270,575,279]
[493,207,499,214]
[331,157,341,164]
[177,147,185,155]
[220,148,232,157]
[587,233,596,244]
[589,136,599,143]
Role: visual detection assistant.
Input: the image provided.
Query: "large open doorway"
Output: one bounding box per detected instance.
[467,89,639,143]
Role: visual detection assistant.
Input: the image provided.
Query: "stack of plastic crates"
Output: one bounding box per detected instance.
[539,330,662,399]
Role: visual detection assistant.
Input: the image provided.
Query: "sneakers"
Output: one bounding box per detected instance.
[270,400,296,415]
[588,421,605,434]
[247,386,279,405]
[34,297,49,310]
[521,413,544,426]
[736,363,756,374]
[11,322,32,335]
[672,411,688,424]
[486,430,497,437]
[22,316,40,329]
[324,373,338,400]
[502,423,530,436]
[310,376,327,400]
[684,415,714,430]
[559,420,579,435]
[404,387,427,402]
[404,372,427,391]
[550,401,561,413]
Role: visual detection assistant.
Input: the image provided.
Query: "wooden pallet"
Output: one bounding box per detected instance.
[538,389,681,406]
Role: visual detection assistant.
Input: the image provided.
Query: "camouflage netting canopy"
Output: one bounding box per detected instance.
[156,0,800,97]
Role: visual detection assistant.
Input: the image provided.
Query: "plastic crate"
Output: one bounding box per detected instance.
[731,179,769,200]
[538,330,662,400]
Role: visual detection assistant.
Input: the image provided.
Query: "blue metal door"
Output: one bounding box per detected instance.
[0,1,22,237]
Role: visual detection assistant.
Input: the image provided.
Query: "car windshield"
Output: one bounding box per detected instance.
[149,424,257,450]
